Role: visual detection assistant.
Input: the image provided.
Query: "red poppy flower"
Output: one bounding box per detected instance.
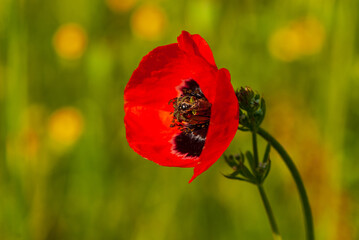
[124,31,239,182]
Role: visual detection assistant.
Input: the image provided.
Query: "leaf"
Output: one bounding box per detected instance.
[261,159,272,183]
[222,173,256,184]
[239,162,257,183]
[245,151,255,172]
[262,143,271,163]
[238,126,250,131]
[224,155,237,168]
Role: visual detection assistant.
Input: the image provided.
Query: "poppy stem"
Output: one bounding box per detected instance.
[252,131,281,240]
[257,184,282,240]
[252,130,259,168]
[257,127,314,240]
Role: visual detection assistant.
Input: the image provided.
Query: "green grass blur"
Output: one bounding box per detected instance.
[1,0,359,239]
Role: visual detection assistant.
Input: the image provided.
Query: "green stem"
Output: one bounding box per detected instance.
[252,131,281,239]
[252,130,259,168]
[257,127,314,240]
[257,185,282,240]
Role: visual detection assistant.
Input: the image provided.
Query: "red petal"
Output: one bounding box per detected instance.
[125,106,198,167]
[125,38,216,167]
[125,44,182,110]
[189,68,239,182]
[177,31,217,69]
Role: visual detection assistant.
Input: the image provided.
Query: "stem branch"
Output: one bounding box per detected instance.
[257,127,314,240]
[252,130,259,168]
[252,131,281,240]
[258,185,282,240]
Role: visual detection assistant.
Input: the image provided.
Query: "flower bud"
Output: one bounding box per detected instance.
[236,87,266,130]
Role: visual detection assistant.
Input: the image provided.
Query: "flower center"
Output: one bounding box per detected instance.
[169,79,211,158]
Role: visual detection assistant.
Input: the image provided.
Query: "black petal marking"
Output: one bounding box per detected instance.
[173,132,206,158]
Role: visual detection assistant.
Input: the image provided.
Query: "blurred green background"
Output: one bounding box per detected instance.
[1,0,359,239]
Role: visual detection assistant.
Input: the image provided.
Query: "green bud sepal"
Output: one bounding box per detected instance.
[236,87,266,131]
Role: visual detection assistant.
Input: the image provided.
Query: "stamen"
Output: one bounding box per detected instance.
[169,79,211,157]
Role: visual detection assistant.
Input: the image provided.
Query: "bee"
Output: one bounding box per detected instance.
[169,87,211,127]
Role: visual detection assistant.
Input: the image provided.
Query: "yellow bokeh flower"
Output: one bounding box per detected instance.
[106,0,137,12]
[47,107,84,147]
[291,17,326,56]
[269,17,325,62]
[53,23,88,60]
[130,4,167,41]
[268,27,302,62]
